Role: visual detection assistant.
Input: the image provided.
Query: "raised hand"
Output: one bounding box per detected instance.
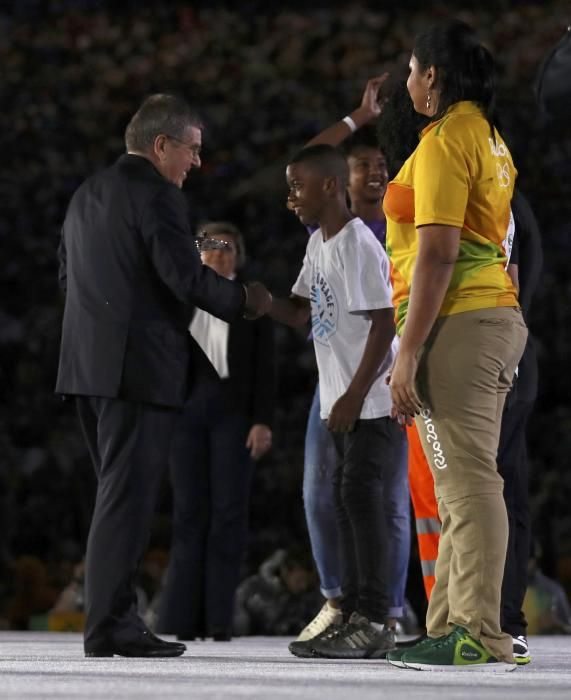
[305,73,390,148]
[354,73,390,123]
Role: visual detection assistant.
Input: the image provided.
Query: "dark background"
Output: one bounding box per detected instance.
[0,0,570,624]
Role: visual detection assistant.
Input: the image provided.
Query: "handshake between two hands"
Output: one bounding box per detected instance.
[243,281,273,320]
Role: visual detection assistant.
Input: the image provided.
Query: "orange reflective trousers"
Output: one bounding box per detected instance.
[407,423,440,600]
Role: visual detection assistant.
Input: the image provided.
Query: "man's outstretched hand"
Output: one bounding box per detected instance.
[243,281,273,319]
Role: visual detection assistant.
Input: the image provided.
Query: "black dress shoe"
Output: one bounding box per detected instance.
[208,626,232,642]
[85,630,187,658]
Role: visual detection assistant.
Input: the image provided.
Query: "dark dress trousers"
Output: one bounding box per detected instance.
[56,154,245,652]
[157,308,275,638]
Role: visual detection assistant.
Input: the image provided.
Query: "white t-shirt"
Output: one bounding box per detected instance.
[292,217,397,420]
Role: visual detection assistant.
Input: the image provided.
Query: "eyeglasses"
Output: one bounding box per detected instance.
[165,134,201,157]
[195,232,236,253]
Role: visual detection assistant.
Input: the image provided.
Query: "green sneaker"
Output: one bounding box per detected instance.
[401,625,517,672]
[387,635,438,668]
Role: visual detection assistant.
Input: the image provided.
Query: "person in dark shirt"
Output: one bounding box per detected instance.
[499,188,543,664]
[157,222,276,642]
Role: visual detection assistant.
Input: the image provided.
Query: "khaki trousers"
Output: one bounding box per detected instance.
[414,307,528,662]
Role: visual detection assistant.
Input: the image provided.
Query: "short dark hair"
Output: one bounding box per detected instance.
[414,19,497,129]
[198,221,247,268]
[342,125,384,159]
[124,94,202,153]
[289,144,349,189]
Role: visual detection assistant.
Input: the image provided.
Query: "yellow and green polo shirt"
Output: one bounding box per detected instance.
[384,101,519,335]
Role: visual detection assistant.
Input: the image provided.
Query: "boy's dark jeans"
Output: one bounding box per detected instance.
[330,416,405,624]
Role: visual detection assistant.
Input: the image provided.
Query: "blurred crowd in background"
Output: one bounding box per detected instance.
[1,0,570,632]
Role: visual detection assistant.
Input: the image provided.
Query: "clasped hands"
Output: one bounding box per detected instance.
[243,281,272,320]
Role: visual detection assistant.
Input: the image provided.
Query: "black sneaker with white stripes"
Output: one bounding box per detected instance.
[288,621,346,658]
[513,635,531,665]
[310,612,396,659]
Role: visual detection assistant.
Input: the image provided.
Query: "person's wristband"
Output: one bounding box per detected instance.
[342,115,358,133]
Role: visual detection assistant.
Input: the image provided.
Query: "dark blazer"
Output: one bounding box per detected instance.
[228,314,275,427]
[56,154,245,408]
[191,308,276,428]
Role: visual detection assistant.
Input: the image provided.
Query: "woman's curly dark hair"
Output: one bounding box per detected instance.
[376,80,429,176]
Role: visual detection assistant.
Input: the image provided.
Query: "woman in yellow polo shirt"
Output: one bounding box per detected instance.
[384,20,528,671]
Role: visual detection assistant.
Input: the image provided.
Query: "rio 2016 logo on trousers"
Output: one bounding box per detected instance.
[420,408,448,470]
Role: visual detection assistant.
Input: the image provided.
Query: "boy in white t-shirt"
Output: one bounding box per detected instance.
[269,144,400,659]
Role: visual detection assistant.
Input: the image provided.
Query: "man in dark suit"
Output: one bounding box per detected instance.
[56,94,270,657]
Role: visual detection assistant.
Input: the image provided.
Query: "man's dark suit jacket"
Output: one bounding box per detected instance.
[56,154,245,408]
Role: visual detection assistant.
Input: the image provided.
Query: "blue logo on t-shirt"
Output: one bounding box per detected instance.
[310,270,338,345]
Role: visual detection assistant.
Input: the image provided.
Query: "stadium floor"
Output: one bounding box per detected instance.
[0,632,570,699]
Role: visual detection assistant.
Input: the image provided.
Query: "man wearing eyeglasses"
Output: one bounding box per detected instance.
[56,93,271,658]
